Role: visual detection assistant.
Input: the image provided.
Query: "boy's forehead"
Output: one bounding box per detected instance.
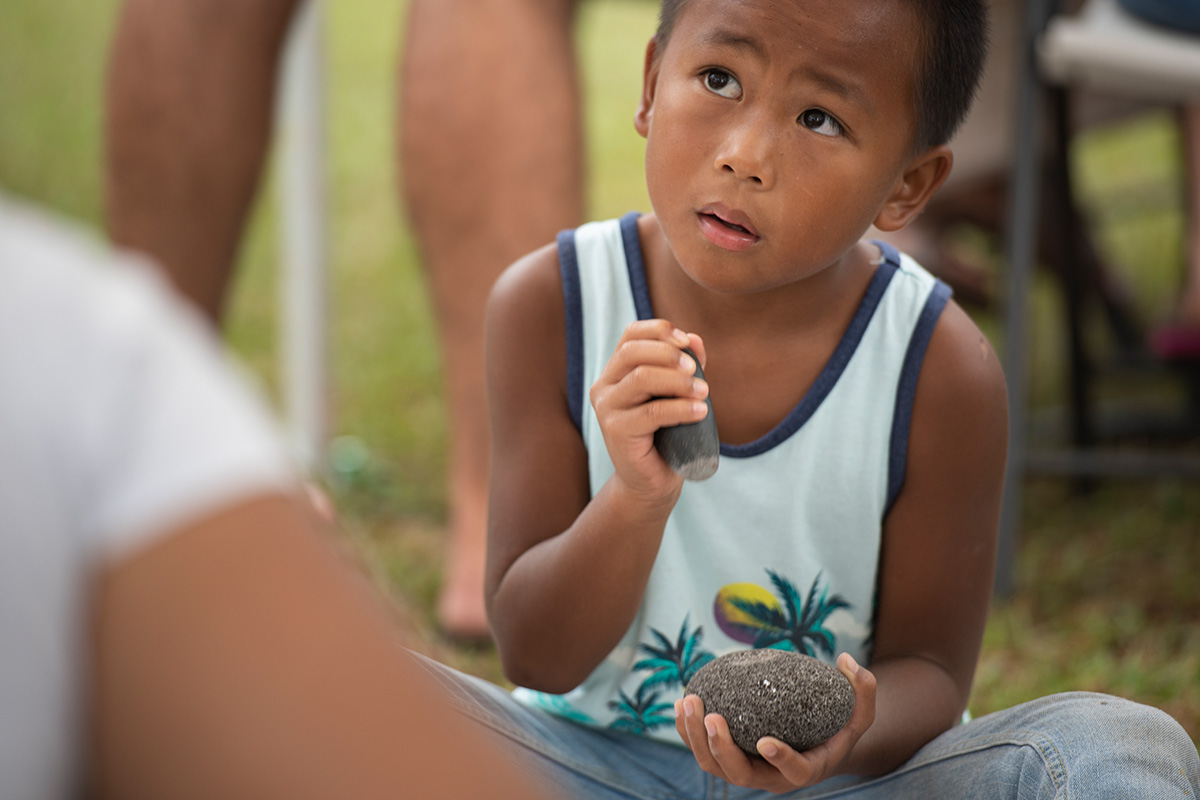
[667,0,919,57]
[661,0,923,107]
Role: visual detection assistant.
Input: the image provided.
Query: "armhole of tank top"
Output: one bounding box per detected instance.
[558,228,585,433]
[885,278,953,512]
[619,211,654,321]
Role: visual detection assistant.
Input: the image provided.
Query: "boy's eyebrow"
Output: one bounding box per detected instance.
[696,27,874,116]
[795,64,875,116]
[697,28,769,62]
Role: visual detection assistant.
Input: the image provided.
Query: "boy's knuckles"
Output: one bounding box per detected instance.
[645,398,684,428]
[627,363,653,388]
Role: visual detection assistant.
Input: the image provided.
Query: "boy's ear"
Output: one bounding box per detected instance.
[633,37,661,139]
[873,145,954,232]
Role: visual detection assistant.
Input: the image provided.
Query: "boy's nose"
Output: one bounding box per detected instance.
[714,118,775,189]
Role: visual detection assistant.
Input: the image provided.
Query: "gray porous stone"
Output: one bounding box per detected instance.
[685,649,854,757]
[653,348,719,481]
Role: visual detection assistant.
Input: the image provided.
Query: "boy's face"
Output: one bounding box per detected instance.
[636,0,933,294]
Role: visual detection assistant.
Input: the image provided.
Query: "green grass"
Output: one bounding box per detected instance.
[1,0,1195,748]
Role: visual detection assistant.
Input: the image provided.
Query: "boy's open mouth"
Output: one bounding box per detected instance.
[696,207,760,252]
[703,213,752,235]
[697,205,759,241]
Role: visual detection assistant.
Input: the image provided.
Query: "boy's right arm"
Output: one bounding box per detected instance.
[483,243,708,693]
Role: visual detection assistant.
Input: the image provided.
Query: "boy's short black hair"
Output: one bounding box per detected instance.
[654,0,989,152]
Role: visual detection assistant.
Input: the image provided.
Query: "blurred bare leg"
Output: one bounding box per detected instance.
[399,0,584,638]
[105,0,301,322]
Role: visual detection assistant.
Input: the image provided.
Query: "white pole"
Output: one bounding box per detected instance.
[278,0,328,475]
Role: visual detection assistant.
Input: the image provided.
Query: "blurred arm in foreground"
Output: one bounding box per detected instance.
[0,193,547,800]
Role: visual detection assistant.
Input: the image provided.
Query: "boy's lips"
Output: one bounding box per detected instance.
[696,205,760,251]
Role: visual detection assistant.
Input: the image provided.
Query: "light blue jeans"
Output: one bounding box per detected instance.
[416,656,1200,799]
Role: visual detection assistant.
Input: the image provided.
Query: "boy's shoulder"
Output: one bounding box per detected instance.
[486,238,570,384]
[489,213,630,319]
[911,288,1008,448]
[489,239,562,317]
[882,246,1003,403]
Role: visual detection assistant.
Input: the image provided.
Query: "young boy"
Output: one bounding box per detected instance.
[414,0,1200,796]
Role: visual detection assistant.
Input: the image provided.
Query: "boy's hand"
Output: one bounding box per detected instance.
[674,653,876,792]
[590,320,709,504]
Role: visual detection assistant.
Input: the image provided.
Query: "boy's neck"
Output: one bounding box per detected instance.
[635,212,879,344]
[632,213,884,446]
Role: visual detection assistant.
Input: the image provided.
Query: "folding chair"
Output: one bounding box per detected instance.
[997,0,1200,595]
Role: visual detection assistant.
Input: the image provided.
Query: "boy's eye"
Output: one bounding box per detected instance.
[702,69,742,99]
[799,108,843,137]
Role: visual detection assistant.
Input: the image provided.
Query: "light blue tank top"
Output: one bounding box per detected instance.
[512,213,951,745]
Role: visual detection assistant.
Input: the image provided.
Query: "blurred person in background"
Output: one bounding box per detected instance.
[105,0,589,642]
[1113,0,1200,358]
[0,190,554,799]
[889,0,1200,367]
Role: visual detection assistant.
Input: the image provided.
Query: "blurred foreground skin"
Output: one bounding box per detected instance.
[0,193,545,800]
[91,494,542,799]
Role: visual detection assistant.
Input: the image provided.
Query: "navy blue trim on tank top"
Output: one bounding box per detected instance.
[619,212,654,321]
[616,218,902,459]
[885,276,953,512]
[558,228,585,432]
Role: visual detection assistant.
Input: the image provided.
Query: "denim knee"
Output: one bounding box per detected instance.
[884,692,1199,799]
[1018,692,1199,798]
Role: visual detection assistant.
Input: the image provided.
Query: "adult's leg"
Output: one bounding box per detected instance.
[105,0,302,322]
[398,0,585,638]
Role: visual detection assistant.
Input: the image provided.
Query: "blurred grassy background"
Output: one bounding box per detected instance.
[1,0,1195,744]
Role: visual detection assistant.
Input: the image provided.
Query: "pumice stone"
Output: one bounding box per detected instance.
[685,649,854,756]
[654,347,719,481]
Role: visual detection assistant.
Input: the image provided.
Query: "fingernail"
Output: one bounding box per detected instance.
[680,352,695,372]
[693,401,708,417]
[759,741,778,758]
[705,719,717,739]
[684,699,694,718]
[673,328,689,346]
[692,379,708,397]
[845,653,860,676]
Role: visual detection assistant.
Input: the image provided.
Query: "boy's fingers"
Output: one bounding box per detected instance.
[606,338,695,377]
[686,332,708,370]
[680,698,728,780]
[599,379,708,427]
[674,700,692,750]
[838,653,877,740]
[767,653,875,788]
[759,737,822,788]
[592,358,708,428]
[703,713,764,785]
[619,319,691,349]
[614,361,708,404]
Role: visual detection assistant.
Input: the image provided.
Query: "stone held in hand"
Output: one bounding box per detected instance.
[654,347,719,481]
[685,649,855,756]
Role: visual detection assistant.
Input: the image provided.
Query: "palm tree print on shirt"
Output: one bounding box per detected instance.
[608,683,676,734]
[633,615,715,690]
[713,570,851,658]
[609,616,715,733]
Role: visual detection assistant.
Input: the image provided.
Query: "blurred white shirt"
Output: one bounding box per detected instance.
[0,194,294,799]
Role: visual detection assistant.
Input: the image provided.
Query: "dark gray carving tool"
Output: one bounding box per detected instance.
[653,347,719,481]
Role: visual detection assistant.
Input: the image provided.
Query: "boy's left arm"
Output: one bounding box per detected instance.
[677,299,1008,790]
[843,298,1008,774]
